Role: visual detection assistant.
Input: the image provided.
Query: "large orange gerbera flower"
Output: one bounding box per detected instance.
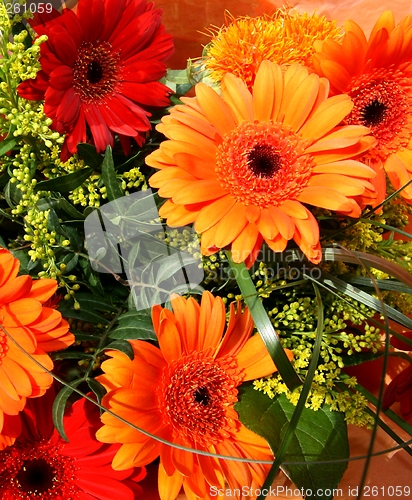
[0,248,73,448]
[96,292,291,500]
[147,61,377,264]
[312,11,412,204]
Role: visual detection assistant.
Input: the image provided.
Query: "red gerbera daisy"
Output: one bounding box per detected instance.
[18,0,174,160]
[0,387,146,499]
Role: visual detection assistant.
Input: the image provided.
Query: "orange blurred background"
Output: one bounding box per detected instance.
[152,0,412,69]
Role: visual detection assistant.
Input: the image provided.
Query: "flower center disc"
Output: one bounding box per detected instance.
[216,121,313,208]
[347,69,412,160]
[73,42,120,104]
[6,440,78,499]
[162,353,242,446]
[16,458,55,495]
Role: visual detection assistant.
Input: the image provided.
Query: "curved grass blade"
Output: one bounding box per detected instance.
[257,283,325,499]
[226,252,301,390]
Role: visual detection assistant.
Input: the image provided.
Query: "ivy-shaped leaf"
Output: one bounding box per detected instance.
[236,386,349,500]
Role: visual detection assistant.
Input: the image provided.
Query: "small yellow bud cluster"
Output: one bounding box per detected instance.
[121,167,147,193]
[69,174,106,207]
[7,31,46,82]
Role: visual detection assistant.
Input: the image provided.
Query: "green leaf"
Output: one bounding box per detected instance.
[51,351,94,361]
[104,340,134,360]
[101,146,123,201]
[35,167,93,193]
[74,292,118,313]
[77,143,103,169]
[226,252,302,391]
[57,197,85,220]
[58,300,110,324]
[87,378,106,403]
[61,225,83,252]
[0,136,17,156]
[52,380,85,441]
[237,387,349,499]
[47,208,62,234]
[61,253,79,273]
[339,351,383,367]
[4,180,22,207]
[109,308,156,340]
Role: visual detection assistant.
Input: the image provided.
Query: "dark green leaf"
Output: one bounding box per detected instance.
[101,146,123,201]
[79,257,105,295]
[5,180,22,207]
[237,387,349,499]
[104,340,134,360]
[52,380,85,441]
[61,225,83,253]
[35,167,93,193]
[57,198,85,220]
[51,351,94,361]
[58,300,109,324]
[61,253,79,273]
[109,308,156,340]
[77,143,103,169]
[0,136,17,156]
[74,292,118,313]
[87,378,106,403]
[47,208,62,234]
[339,351,383,367]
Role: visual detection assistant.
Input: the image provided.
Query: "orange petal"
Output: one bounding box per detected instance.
[195,195,236,233]
[268,206,295,240]
[170,295,200,353]
[312,160,376,178]
[256,209,279,240]
[172,180,227,205]
[221,73,253,123]
[0,275,32,306]
[299,95,353,142]
[235,334,292,381]
[0,249,20,287]
[26,279,58,303]
[308,174,368,196]
[195,82,236,137]
[214,203,248,248]
[174,152,217,180]
[198,292,225,352]
[297,186,355,212]
[158,461,184,500]
[304,125,371,153]
[283,73,320,131]
[217,302,253,358]
[230,223,260,263]
[158,314,183,364]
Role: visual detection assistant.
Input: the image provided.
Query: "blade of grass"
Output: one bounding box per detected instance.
[226,252,301,390]
[257,283,324,500]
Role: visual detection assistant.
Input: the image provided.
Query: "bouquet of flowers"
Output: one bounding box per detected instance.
[0,0,411,499]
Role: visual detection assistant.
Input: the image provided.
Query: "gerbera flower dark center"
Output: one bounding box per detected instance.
[162,353,243,446]
[361,99,387,126]
[194,386,210,405]
[347,70,412,160]
[216,121,313,208]
[73,42,120,104]
[87,60,104,84]
[16,458,55,494]
[6,440,78,499]
[247,144,282,178]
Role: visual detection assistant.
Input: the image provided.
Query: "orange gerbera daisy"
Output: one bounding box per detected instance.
[203,10,342,91]
[96,291,291,500]
[312,11,412,204]
[0,248,73,447]
[147,61,377,264]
